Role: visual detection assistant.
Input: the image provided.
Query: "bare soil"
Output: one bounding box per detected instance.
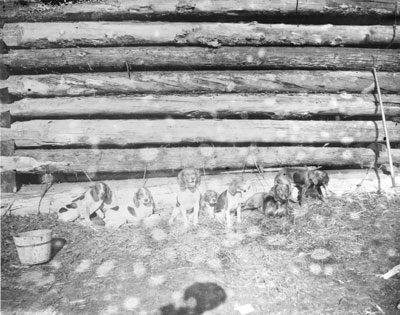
[1,193,400,315]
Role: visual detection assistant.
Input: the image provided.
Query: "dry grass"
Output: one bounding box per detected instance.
[1,193,400,315]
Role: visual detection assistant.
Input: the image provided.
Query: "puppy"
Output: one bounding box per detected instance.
[275,168,329,205]
[103,187,155,228]
[58,182,112,224]
[269,182,291,216]
[133,187,156,219]
[308,170,330,200]
[168,168,201,228]
[215,178,251,228]
[275,168,309,206]
[242,192,269,213]
[263,194,278,216]
[200,190,218,218]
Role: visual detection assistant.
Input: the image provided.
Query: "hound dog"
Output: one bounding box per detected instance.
[58,182,112,224]
[215,178,251,228]
[275,168,329,205]
[242,192,270,213]
[168,168,201,228]
[103,187,155,228]
[307,170,330,200]
[200,190,218,218]
[267,182,292,216]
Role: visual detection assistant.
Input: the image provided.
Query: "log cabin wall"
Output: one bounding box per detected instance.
[1,0,400,186]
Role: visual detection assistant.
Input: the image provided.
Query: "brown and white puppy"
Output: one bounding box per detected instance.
[58,182,112,224]
[200,190,218,218]
[132,187,156,219]
[103,187,155,228]
[168,168,201,228]
[215,178,251,228]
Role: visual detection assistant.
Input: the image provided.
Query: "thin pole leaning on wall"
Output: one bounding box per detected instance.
[372,67,396,187]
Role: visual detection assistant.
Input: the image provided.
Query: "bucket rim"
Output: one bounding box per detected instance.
[14,229,52,239]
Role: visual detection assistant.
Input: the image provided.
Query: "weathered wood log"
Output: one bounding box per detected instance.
[3,0,398,24]
[2,169,399,216]
[0,111,11,128]
[1,171,17,193]
[1,140,15,156]
[0,64,10,80]
[4,94,400,120]
[2,71,399,97]
[3,22,399,48]
[6,119,400,148]
[0,40,9,54]
[0,88,11,104]
[2,147,399,174]
[2,47,400,74]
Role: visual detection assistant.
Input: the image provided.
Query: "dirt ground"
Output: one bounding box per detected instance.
[1,192,400,315]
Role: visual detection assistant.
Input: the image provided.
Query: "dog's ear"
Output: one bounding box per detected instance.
[272,185,279,201]
[133,190,140,208]
[149,195,155,213]
[177,169,186,191]
[90,183,101,202]
[146,188,155,209]
[102,183,113,205]
[195,168,201,186]
[127,206,136,217]
[308,171,320,186]
[320,171,329,186]
[228,179,239,194]
[204,191,210,203]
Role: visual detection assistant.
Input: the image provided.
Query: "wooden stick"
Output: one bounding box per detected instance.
[373,67,396,187]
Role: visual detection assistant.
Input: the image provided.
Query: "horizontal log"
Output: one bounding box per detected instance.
[5,119,400,148]
[2,47,400,74]
[2,169,399,216]
[4,94,400,119]
[3,147,399,174]
[2,71,399,97]
[3,0,398,24]
[3,22,399,48]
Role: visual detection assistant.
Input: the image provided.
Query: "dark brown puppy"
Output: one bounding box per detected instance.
[275,168,329,206]
[269,182,291,216]
[308,170,330,200]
